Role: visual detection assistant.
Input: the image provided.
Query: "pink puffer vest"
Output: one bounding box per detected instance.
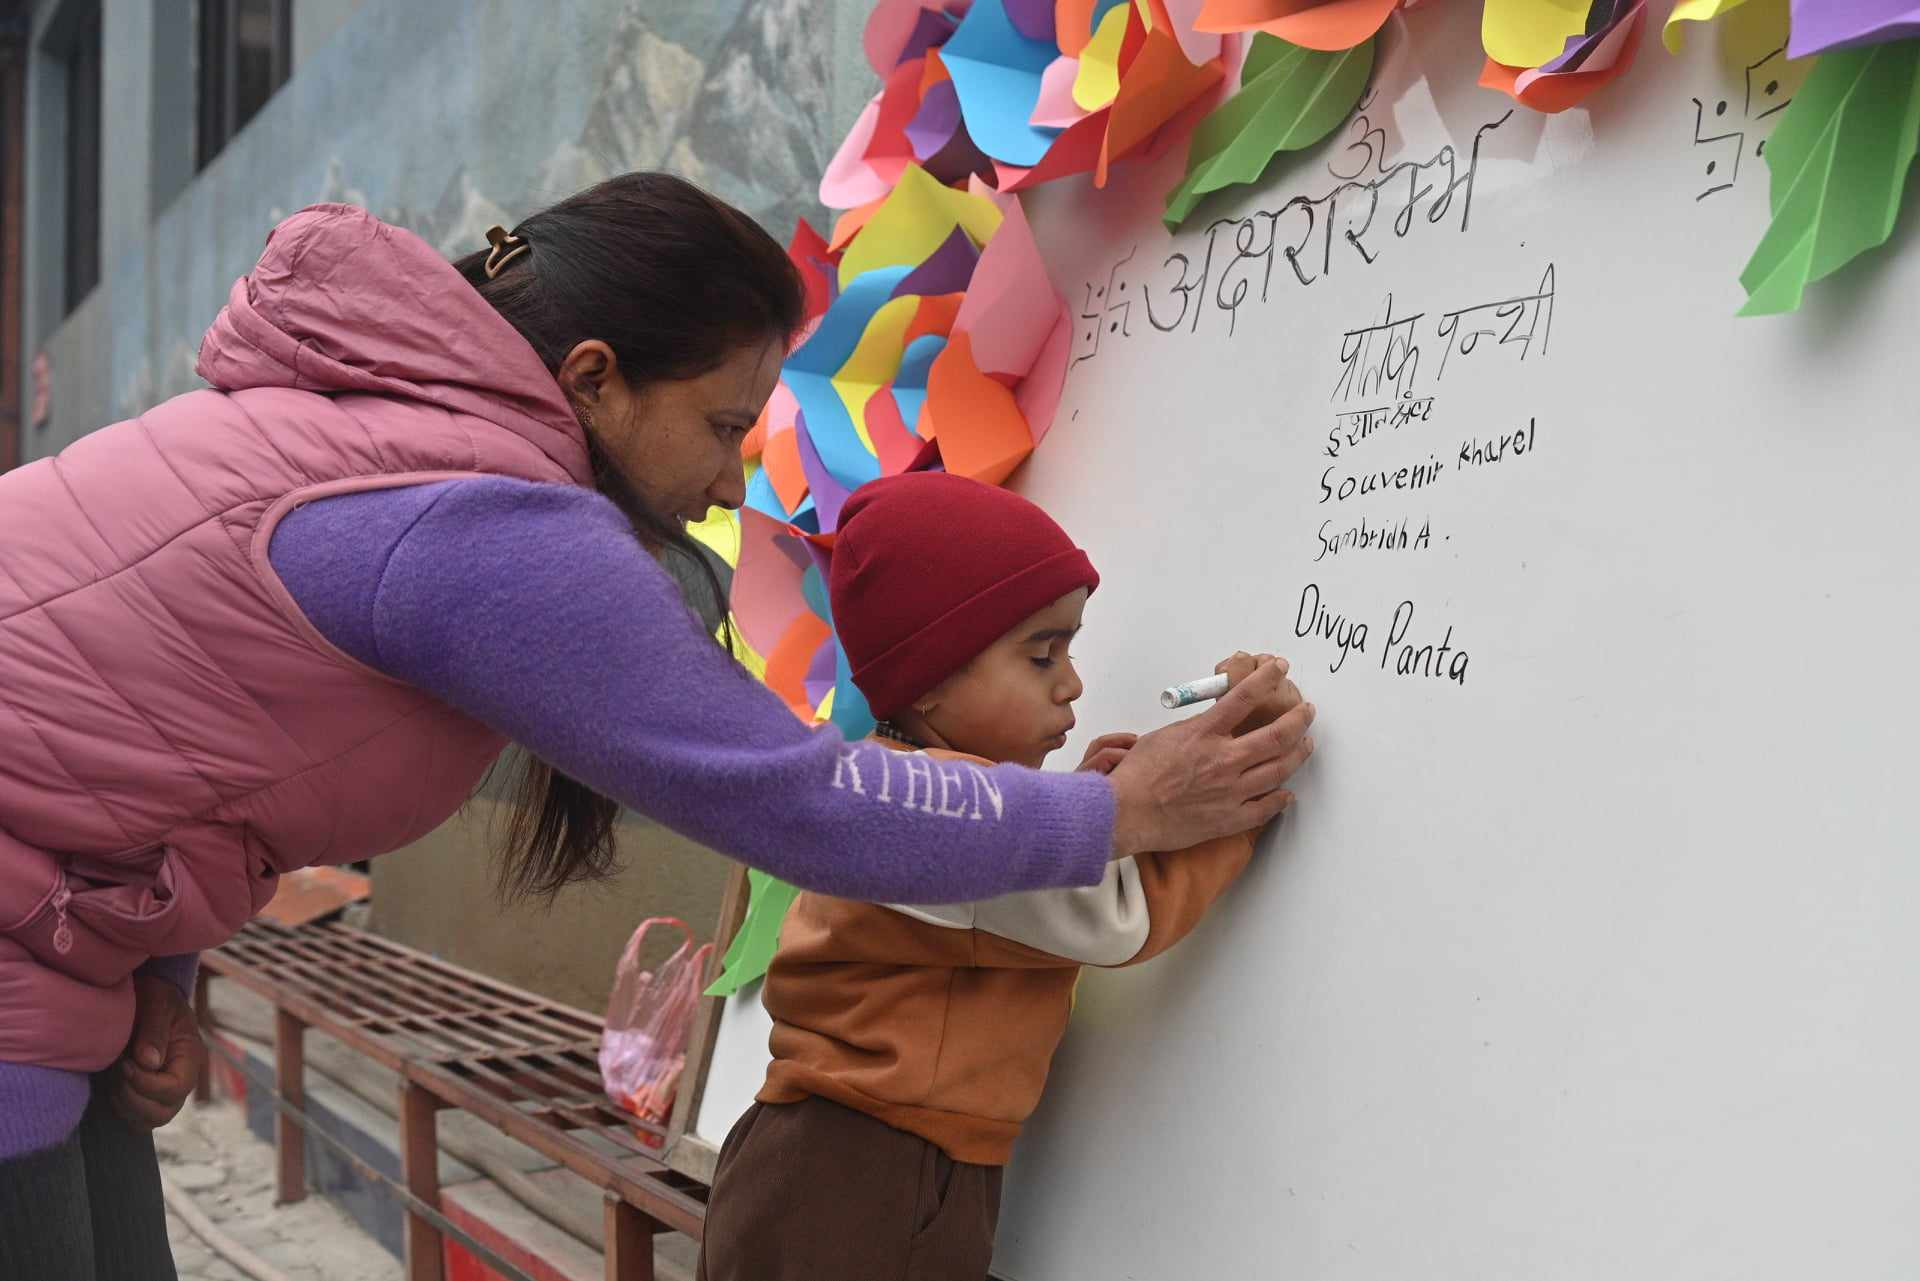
[0,205,592,1070]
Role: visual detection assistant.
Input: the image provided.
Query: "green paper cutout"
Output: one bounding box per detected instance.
[1164,34,1377,230]
[703,869,801,997]
[1738,39,1920,316]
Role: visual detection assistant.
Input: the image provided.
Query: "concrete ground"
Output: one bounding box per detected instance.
[156,1097,398,1281]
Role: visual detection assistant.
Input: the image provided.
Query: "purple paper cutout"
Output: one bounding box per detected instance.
[899,7,960,65]
[923,118,996,186]
[1541,0,1638,72]
[893,227,983,299]
[1004,0,1057,42]
[793,410,855,533]
[909,82,995,185]
[1788,0,1920,57]
[805,634,838,705]
[907,80,965,161]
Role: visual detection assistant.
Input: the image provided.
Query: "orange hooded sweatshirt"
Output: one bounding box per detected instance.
[757,744,1257,1164]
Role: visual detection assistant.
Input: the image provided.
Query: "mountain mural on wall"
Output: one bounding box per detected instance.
[363,0,834,262]
[127,0,850,416]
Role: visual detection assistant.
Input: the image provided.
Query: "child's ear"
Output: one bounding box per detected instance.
[911,675,957,718]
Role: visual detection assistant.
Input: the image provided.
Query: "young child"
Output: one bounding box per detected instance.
[697,471,1286,1281]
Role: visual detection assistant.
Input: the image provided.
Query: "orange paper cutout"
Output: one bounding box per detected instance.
[921,45,953,93]
[830,196,887,252]
[905,292,966,347]
[765,614,833,722]
[925,331,1035,485]
[1057,0,1101,54]
[1099,25,1227,184]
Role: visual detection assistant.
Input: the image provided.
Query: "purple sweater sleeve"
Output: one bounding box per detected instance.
[0,1063,91,1160]
[266,477,1114,903]
[0,959,198,1160]
[134,953,199,997]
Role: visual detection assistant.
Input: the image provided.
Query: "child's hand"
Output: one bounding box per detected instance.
[1077,732,1139,775]
[1215,652,1304,737]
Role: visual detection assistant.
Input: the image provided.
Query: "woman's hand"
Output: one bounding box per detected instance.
[1080,654,1293,780]
[1106,656,1315,858]
[113,976,207,1131]
[1213,651,1302,736]
[1077,732,1139,775]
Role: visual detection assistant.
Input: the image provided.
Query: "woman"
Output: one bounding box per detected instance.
[0,174,1314,1277]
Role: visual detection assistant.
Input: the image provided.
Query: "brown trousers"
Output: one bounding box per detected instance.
[697,1096,1004,1281]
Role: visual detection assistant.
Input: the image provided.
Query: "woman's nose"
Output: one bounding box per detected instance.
[710,457,747,511]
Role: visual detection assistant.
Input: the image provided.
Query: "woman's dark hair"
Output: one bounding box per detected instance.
[451,173,805,903]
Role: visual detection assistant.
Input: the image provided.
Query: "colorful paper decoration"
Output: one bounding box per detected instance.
[1195,0,1404,51]
[730,166,1071,759]
[1738,37,1920,314]
[711,2,1920,992]
[1788,1,1920,58]
[824,0,1232,208]
[1482,0,1592,67]
[703,869,803,997]
[1480,0,1648,114]
[1164,33,1376,226]
[1662,0,1755,53]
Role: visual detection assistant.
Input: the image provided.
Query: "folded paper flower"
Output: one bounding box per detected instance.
[824,0,1231,208]
[1787,0,1920,58]
[1737,38,1920,315]
[1480,0,1647,114]
[1165,32,1375,225]
[1660,0,1752,53]
[1482,0,1591,67]
[1194,0,1407,51]
[733,167,1071,738]
[865,0,966,76]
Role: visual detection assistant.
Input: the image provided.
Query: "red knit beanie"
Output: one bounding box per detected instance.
[829,472,1100,719]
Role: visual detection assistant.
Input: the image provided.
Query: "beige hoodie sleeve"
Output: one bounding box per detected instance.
[888,831,1258,969]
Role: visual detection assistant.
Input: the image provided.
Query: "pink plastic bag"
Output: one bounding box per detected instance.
[599,917,714,1146]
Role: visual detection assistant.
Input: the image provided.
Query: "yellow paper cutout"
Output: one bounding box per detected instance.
[1712,0,1801,80]
[833,294,920,456]
[1482,0,1591,69]
[685,505,767,671]
[727,620,768,678]
[837,165,1004,287]
[1074,4,1131,111]
[688,504,742,566]
[1663,0,1754,52]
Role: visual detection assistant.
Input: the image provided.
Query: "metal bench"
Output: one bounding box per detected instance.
[196,917,711,1281]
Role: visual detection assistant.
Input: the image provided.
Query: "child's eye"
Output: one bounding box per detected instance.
[1030,657,1054,670]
